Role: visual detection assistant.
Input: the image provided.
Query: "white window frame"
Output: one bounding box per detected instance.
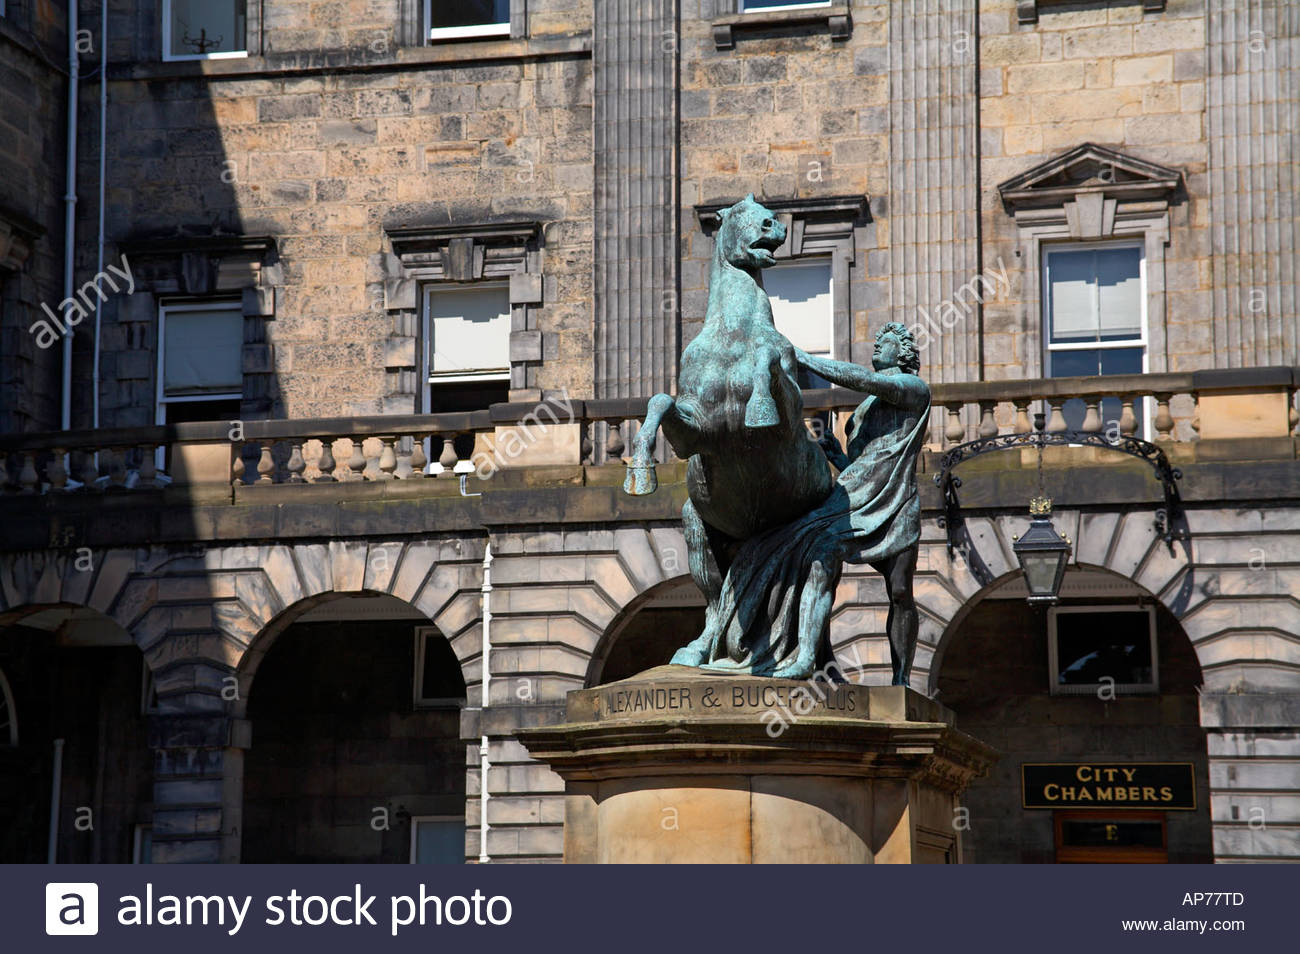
[413,627,467,709]
[1041,239,1150,436]
[409,815,465,864]
[0,666,17,746]
[162,0,249,62]
[425,0,511,41]
[740,0,832,11]
[1047,604,1158,696]
[133,825,152,864]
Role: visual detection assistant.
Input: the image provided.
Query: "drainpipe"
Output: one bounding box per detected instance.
[60,1,79,431]
[478,543,493,864]
[47,738,65,863]
[92,0,107,429]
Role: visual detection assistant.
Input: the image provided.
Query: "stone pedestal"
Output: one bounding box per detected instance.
[518,665,998,864]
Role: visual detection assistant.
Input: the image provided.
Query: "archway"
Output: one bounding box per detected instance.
[0,604,152,862]
[239,593,468,863]
[586,577,706,686]
[934,567,1212,863]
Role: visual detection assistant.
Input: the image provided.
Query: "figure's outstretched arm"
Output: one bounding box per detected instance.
[795,348,928,410]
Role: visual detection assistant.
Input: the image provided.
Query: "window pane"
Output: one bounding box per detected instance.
[168,0,246,57]
[765,260,832,358]
[1050,348,1143,433]
[430,0,509,31]
[413,819,464,864]
[1046,250,1097,342]
[163,308,243,394]
[429,286,511,377]
[419,632,467,701]
[1055,611,1153,687]
[1096,246,1142,340]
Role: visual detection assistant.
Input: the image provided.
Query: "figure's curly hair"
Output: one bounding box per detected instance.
[877,322,921,374]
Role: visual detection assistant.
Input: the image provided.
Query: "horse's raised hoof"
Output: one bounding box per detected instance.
[744,394,779,428]
[623,460,658,496]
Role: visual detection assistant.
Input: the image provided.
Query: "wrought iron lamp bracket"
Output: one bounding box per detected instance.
[933,429,1188,555]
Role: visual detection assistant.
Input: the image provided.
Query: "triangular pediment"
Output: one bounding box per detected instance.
[998,143,1181,210]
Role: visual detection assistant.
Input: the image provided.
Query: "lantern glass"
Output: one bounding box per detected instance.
[1019,551,1065,598]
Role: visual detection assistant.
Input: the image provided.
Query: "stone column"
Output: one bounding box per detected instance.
[888,0,981,386]
[147,714,251,864]
[592,0,680,398]
[1206,0,1300,367]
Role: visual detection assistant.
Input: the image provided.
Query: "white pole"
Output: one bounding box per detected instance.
[92,0,107,430]
[479,543,492,864]
[47,738,65,863]
[60,0,79,431]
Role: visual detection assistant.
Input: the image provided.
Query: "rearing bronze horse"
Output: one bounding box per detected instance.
[624,195,834,670]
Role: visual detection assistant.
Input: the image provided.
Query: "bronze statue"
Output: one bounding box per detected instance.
[625,194,930,684]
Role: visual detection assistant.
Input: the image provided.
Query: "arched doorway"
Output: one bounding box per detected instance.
[0,605,152,862]
[586,577,706,686]
[240,593,467,863]
[935,568,1213,863]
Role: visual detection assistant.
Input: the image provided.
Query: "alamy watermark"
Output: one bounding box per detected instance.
[29,254,136,350]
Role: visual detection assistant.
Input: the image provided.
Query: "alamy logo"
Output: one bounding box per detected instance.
[45,883,99,936]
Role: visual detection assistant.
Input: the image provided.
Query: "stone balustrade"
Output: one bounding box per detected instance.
[0,367,1295,494]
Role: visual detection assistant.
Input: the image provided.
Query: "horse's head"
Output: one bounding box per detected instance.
[716,194,786,271]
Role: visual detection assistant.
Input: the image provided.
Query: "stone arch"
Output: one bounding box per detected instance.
[584,575,703,687]
[881,506,1300,697]
[0,548,147,638]
[218,539,487,717]
[485,524,689,698]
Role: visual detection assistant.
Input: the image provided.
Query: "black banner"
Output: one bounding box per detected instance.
[1022,762,1197,810]
[5,864,1280,953]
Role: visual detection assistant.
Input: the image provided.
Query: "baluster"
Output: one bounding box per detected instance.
[1081,399,1102,434]
[48,449,69,492]
[81,449,100,488]
[256,443,276,484]
[108,447,128,489]
[944,405,965,445]
[285,442,306,483]
[19,454,39,494]
[1153,393,1174,441]
[377,438,397,479]
[978,401,998,438]
[1119,397,1138,437]
[1046,400,1067,433]
[394,437,413,479]
[1013,400,1033,435]
[316,439,337,483]
[348,439,367,481]
[409,437,428,477]
[581,421,595,465]
[437,434,459,475]
[137,445,157,488]
[605,419,625,460]
[231,445,246,486]
[0,452,7,492]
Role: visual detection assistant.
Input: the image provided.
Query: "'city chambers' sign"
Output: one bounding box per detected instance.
[1021,762,1197,810]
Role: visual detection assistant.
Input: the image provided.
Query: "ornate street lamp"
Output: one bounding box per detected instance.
[1012,495,1071,604]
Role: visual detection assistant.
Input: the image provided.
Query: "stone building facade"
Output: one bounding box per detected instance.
[0,0,1298,865]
